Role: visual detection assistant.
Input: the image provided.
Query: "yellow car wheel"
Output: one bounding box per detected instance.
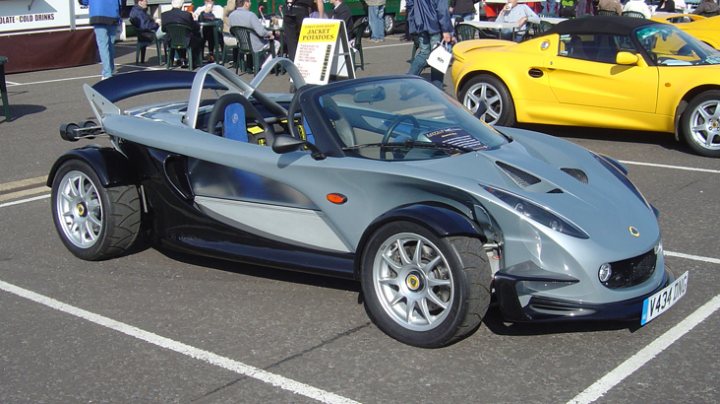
[680,90,720,157]
[458,74,516,126]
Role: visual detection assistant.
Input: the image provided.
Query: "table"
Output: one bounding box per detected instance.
[199,20,223,63]
[460,20,518,39]
[540,17,567,24]
[263,20,285,58]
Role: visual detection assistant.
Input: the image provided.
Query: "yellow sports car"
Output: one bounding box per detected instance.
[651,13,720,49]
[452,16,720,157]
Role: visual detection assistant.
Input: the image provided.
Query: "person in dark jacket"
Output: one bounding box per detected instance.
[283,0,325,61]
[161,0,204,67]
[129,0,160,43]
[449,0,477,23]
[330,0,353,37]
[80,0,121,79]
[406,0,453,89]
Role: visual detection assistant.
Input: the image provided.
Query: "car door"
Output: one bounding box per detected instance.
[546,33,659,115]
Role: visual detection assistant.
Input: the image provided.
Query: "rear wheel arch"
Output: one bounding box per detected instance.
[47,147,138,189]
[50,159,142,261]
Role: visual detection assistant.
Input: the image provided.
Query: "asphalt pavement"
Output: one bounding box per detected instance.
[1,35,719,403]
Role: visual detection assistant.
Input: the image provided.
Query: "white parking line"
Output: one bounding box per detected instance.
[621,160,720,174]
[0,194,50,208]
[0,186,49,203]
[6,75,102,87]
[665,251,720,265]
[0,279,359,404]
[567,294,720,404]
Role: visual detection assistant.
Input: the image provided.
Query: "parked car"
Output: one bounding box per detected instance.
[49,60,686,347]
[651,13,720,49]
[452,16,720,157]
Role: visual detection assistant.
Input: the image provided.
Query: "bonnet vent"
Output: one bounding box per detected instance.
[496,161,541,187]
[561,168,589,184]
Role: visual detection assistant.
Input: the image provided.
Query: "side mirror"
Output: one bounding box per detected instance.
[271,134,326,160]
[272,134,305,153]
[615,51,639,66]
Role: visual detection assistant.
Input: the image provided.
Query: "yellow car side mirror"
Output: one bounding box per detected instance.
[615,51,639,66]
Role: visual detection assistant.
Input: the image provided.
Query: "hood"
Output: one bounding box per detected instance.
[409,127,659,255]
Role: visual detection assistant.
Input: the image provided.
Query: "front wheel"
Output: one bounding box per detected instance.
[361,221,492,348]
[680,90,720,157]
[458,74,516,126]
[51,159,141,261]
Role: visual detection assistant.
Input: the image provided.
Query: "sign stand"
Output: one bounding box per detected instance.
[294,19,355,85]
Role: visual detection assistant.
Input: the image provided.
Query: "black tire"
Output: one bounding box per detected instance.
[51,159,141,261]
[361,221,492,348]
[458,74,516,126]
[384,14,395,35]
[361,17,371,38]
[679,90,720,157]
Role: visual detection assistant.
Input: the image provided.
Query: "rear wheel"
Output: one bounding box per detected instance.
[361,221,492,348]
[458,74,516,126]
[680,90,720,157]
[51,160,141,261]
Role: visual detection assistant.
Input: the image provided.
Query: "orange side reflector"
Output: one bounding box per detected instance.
[326,193,347,204]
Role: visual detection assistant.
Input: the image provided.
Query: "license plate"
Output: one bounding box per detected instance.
[641,271,689,325]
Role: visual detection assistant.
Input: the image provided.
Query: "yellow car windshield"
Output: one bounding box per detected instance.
[635,25,720,66]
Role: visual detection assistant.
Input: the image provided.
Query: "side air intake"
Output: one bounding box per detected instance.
[561,168,588,184]
[496,161,541,187]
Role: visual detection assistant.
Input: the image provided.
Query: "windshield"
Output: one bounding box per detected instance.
[314,78,508,161]
[635,25,720,66]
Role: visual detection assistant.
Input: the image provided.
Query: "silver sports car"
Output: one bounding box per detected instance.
[48,60,687,347]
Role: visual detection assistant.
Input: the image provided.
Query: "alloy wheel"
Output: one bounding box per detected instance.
[372,232,454,332]
[55,170,103,248]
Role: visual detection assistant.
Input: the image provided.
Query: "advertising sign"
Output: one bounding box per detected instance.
[294,19,354,85]
[0,0,88,33]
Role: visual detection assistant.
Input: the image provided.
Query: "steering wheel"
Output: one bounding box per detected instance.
[207,93,275,145]
[380,114,420,160]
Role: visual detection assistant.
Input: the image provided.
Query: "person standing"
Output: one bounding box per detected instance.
[81,0,121,80]
[449,0,477,24]
[283,0,325,61]
[406,0,453,89]
[542,0,557,17]
[559,0,576,17]
[330,0,354,34]
[367,0,386,42]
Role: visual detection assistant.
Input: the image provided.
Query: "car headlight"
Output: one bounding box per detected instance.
[482,185,589,239]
